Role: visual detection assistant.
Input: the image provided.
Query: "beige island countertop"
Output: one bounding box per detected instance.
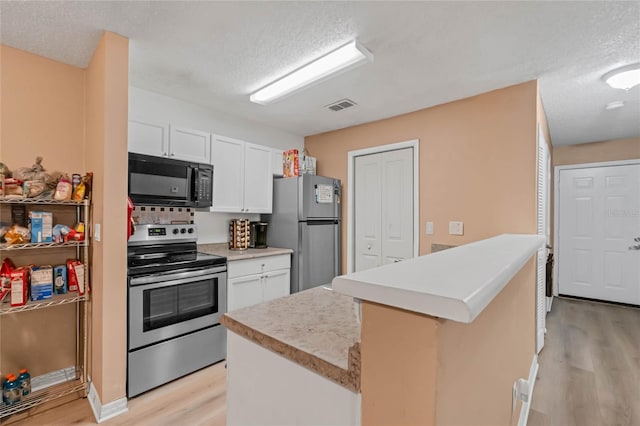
[221,286,361,392]
[198,243,292,260]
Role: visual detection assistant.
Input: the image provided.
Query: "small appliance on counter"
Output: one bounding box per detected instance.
[249,222,268,248]
[229,219,250,251]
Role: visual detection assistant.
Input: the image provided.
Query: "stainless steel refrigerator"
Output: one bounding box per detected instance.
[262,175,341,294]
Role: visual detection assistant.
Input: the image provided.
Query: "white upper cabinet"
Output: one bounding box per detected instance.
[169,126,211,163]
[128,119,169,157]
[128,119,211,164]
[271,148,284,176]
[211,135,245,212]
[211,135,273,214]
[244,143,273,213]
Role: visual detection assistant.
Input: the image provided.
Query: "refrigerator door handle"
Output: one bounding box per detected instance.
[334,221,340,278]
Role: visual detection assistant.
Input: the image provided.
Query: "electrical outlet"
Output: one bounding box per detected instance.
[449,221,464,235]
[94,224,101,242]
[426,221,434,235]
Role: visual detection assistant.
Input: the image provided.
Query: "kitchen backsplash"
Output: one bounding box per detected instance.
[132,205,194,225]
[195,211,259,244]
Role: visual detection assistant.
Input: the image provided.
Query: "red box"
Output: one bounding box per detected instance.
[283,149,299,177]
[10,267,29,307]
[67,259,80,292]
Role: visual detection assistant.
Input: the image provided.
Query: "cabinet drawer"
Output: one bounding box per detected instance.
[228,254,291,278]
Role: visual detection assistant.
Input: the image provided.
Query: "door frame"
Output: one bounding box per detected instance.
[553,158,640,296]
[346,139,420,273]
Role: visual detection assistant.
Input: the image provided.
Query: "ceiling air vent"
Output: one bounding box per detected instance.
[326,99,357,111]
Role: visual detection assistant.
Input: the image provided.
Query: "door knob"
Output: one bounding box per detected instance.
[367,244,371,250]
[629,244,640,251]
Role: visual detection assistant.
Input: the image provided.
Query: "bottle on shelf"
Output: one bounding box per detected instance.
[17,369,31,397]
[2,374,20,405]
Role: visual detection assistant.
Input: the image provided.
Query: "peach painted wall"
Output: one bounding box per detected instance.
[308,81,539,424]
[0,44,85,172]
[360,301,438,426]
[305,81,539,269]
[436,259,535,426]
[359,259,536,426]
[85,31,129,404]
[0,46,85,377]
[553,137,640,166]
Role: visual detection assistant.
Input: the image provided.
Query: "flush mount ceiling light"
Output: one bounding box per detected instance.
[603,63,640,90]
[250,40,373,105]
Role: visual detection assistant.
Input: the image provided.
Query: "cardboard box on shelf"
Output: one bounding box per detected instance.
[283,149,299,177]
[30,265,53,301]
[10,267,29,307]
[29,211,53,243]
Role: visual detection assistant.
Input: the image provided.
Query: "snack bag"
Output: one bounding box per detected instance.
[54,179,73,201]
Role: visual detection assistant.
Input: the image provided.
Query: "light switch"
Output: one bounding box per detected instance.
[94,224,101,242]
[449,221,464,235]
[426,221,434,235]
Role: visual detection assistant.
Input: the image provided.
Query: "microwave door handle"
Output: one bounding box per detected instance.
[192,167,199,203]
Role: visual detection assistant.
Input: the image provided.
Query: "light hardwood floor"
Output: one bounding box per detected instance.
[529,297,640,426]
[4,297,638,425]
[3,361,227,425]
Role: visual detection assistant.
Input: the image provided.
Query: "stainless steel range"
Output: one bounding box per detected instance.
[127,224,227,397]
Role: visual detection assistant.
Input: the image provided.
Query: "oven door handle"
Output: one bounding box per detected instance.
[130,268,225,286]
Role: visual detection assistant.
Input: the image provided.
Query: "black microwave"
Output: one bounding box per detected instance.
[128,153,213,208]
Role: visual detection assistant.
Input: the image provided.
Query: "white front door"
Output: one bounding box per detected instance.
[558,163,640,304]
[354,147,414,272]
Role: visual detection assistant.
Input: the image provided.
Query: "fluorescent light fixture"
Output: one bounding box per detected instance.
[250,40,373,105]
[603,63,640,90]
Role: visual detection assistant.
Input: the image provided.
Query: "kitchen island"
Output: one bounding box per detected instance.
[222,234,544,426]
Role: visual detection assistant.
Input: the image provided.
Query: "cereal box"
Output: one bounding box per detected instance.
[30,265,53,301]
[283,149,299,177]
[29,211,53,243]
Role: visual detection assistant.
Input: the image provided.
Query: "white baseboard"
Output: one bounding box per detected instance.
[87,379,128,423]
[31,366,78,392]
[518,355,539,426]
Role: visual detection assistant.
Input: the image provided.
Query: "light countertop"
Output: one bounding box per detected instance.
[198,243,292,261]
[221,286,361,392]
[333,234,545,323]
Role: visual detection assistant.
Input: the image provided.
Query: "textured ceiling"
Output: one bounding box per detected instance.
[1,1,639,146]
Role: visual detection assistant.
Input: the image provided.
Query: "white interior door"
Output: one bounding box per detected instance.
[536,130,550,354]
[558,163,640,304]
[354,153,382,272]
[354,148,414,272]
[381,148,414,264]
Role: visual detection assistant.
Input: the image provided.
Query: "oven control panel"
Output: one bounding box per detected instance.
[128,224,197,245]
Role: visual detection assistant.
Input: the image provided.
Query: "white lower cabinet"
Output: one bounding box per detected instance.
[227,254,291,312]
